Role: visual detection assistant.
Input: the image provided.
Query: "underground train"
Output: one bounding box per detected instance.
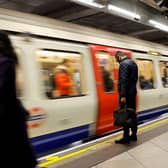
[0,8,168,156]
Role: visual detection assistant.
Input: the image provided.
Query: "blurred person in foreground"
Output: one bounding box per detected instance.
[114,51,138,144]
[0,31,39,168]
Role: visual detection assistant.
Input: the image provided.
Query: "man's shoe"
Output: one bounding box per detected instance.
[130,135,137,141]
[115,138,130,144]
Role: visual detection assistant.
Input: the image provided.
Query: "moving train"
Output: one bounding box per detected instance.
[0,8,168,156]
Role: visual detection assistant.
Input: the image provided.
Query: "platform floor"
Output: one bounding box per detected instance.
[39,118,168,168]
[93,131,168,168]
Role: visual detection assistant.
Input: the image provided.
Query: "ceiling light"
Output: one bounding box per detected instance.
[70,0,105,9]
[108,4,141,20]
[149,19,168,32]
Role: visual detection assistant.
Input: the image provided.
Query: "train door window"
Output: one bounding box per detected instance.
[36,49,87,99]
[159,61,168,88]
[96,51,115,92]
[136,59,155,90]
[15,48,24,98]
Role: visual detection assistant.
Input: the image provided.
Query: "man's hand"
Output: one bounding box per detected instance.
[121,97,126,103]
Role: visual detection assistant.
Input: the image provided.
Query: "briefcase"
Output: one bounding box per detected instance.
[114,108,136,127]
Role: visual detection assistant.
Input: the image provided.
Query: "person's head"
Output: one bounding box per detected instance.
[62,58,70,66]
[100,66,105,71]
[115,51,127,63]
[166,62,168,68]
[139,75,145,81]
[0,30,18,64]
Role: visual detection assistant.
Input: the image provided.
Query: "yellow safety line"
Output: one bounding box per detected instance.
[39,117,168,167]
[138,117,168,132]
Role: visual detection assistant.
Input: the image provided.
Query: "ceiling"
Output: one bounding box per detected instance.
[0,0,168,45]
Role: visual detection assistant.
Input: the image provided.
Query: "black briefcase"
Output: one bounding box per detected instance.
[114,108,136,127]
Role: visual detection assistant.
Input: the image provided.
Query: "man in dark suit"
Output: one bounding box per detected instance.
[115,51,138,144]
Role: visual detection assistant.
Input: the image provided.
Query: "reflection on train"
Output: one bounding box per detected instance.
[38,51,83,98]
[5,10,168,156]
[137,59,154,90]
[160,61,168,87]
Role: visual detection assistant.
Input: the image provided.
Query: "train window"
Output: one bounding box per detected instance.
[96,51,115,92]
[159,61,168,88]
[136,59,155,90]
[36,49,86,99]
[15,48,24,98]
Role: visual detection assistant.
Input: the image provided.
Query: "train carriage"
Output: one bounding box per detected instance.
[0,8,168,155]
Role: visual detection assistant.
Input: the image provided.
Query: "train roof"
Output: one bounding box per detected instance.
[0,8,168,56]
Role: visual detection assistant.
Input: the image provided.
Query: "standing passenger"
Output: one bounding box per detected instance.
[54,64,73,96]
[114,51,138,144]
[0,31,38,168]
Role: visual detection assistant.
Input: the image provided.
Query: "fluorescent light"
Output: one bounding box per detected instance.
[149,20,168,32]
[108,4,141,20]
[70,0,105,8]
